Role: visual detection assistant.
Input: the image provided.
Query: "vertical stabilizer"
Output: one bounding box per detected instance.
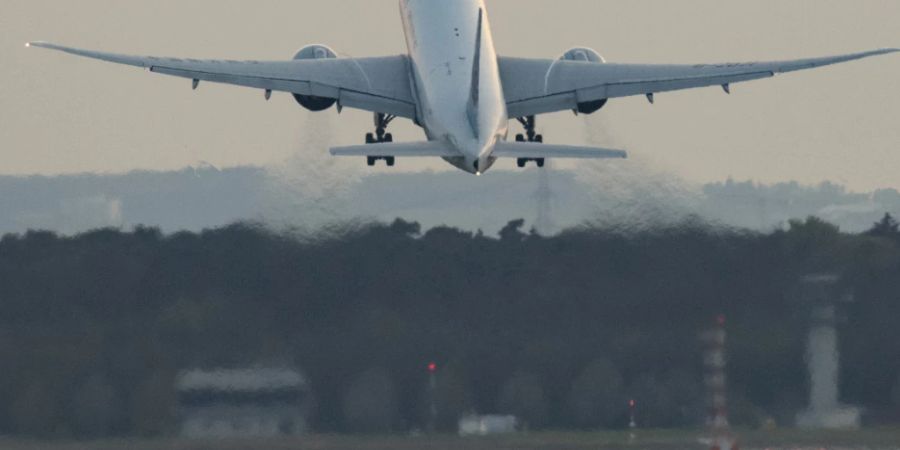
[467,8,484,136]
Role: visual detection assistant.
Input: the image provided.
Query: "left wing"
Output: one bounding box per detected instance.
[500,48,899,118]
[27,42,417,119]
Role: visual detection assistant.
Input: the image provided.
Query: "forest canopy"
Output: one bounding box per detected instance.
[1,215,899,437]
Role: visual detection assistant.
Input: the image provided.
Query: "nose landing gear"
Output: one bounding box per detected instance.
[364,113,396,167]
[515,115,545,168]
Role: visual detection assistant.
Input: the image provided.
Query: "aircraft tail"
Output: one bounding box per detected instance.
[331,141,627,160]
[330,141,459,158]
[466,8,484,135]
[492,142,628,160]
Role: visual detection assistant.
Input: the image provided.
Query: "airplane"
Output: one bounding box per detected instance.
[28,0,898,175]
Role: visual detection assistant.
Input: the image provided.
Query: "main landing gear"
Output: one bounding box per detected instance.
[515,115,545,168]
[365,113,396,167]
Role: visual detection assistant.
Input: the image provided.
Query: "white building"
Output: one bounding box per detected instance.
[177,367,310,439]
[458,414,518,437]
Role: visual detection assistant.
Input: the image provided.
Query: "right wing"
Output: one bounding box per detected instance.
[500,48,899,118]
[27,42,417,119]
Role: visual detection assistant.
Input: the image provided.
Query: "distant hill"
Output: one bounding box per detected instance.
[0,166,897,235]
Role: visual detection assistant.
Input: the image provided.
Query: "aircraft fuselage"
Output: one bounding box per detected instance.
[400,0,508,174]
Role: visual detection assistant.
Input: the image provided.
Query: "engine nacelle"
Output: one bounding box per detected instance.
[292,44,338,111]
[560,47,608,114]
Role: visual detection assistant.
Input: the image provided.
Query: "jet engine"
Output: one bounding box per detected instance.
[292,44,338,111]
[560,47,608,114]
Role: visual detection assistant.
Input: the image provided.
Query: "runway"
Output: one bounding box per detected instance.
[4,429,900,450]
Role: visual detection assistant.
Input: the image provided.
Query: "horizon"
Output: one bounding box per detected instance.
[0,164,897,237]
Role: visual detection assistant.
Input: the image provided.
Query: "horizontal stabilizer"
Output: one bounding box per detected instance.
[493,142,627,159]
[330,141,460,158]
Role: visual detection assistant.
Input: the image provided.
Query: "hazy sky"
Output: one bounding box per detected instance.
[1,0,899,190]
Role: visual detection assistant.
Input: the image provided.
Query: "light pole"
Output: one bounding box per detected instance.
[702,314,737,450]
[427,362,438,433]
[628,399,637,443]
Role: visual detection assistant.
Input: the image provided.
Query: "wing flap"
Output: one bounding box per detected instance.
[581,71,774,101]
[493,142,627,159]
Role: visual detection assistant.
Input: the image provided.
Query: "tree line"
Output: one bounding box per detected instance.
[1,214,899,438]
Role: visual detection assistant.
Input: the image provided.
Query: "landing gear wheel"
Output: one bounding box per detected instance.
[516,116,540,142]
[363,113,398,167]
[367,113,396,144]
[514,116,547,169]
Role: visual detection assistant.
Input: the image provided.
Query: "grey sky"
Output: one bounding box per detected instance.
[1,0,899,190]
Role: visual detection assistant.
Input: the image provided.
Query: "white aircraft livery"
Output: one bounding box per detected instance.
[28,0,898,175]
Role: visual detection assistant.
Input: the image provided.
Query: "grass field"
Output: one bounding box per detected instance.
[3,428,900,450]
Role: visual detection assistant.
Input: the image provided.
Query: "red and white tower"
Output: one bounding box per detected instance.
[702,314,738,450]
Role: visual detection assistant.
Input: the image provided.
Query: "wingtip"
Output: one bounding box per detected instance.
[25,41,53,50]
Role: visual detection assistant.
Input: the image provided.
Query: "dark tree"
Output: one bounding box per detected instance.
[867,213,900,239]
[1,217,899,436]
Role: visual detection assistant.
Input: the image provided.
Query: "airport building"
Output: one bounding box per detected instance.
[458,414,518,437]
[176,367,310,439]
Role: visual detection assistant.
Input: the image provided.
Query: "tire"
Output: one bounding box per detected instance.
[517,158,527,168]
[366,133,376,144]
[537,158,546,168]
[515,134,525,142]
[386,157,396,167]
[535,135,544,144]
[367,157,376,166]
[384,133,394,143]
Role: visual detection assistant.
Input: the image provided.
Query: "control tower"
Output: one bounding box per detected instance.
[795,274,861,429]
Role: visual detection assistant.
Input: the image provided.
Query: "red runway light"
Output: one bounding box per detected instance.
[427,362,438,373]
